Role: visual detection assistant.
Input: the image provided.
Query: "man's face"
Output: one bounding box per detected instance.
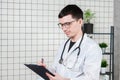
[58,14,83,39]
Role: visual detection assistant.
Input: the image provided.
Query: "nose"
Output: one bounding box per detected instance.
[62,26,67,31]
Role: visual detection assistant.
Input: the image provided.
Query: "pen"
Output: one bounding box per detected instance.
[41,58,44,64]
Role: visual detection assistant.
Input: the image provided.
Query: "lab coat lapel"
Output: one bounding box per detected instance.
[63,40,70,58]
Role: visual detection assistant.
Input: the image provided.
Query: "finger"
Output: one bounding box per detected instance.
[37,60,42,65]
[46,73,54,80]
[37,60,46,67]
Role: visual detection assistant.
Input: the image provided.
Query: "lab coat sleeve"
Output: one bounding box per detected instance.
[71,44,102,80]
[48,41,65,73]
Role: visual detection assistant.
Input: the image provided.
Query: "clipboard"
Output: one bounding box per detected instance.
[24,64,55,80]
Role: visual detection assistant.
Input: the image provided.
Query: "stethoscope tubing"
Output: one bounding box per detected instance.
[59,33,84,64]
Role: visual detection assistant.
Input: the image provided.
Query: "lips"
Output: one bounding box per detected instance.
[65,31,70,35]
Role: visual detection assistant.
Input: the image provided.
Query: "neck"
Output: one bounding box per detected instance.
[71,31,83,42]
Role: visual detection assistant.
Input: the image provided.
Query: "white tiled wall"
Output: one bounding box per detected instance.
[0,0,113,80]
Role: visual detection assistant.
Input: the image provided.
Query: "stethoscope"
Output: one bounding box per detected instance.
[59,33,84,65]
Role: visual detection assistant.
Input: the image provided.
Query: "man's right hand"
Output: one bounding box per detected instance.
[37,58,46,67]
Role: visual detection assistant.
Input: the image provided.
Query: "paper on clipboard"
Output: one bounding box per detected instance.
[24,64,55,80]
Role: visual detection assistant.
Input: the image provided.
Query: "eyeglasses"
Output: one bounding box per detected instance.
[58,20,76,29]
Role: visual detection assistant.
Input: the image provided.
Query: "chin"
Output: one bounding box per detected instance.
[66,35,72,38]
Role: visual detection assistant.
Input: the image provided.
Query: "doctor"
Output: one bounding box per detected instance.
[39,4,102,80]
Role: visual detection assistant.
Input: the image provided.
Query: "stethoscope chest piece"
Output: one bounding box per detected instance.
[59,58,63,64]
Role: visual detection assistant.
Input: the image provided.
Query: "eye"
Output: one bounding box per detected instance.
[61,24,64,27]
[65,22,71,26]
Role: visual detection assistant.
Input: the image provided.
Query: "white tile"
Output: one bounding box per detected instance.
[1,22,7,27]
[2,40,7,46]
[1,9,7,15]
[8,58,14,64]
[37,16,43,21]
[32,28,37,33]
[20,52,25,57]
[32,34,37,39]
[20,16,25,21]
[14,3,20,9]
[32,10,37,16]
[43,0,49,4]
[38,0,43,3]
[20,28,25,33]
[2,15,7,21]
[14,76,20,80]
[14,46,20,52]
[38,5,43,10]
[26,46,32,51]
[20,34,25,39]
[1,64,8,70]
[20,40,25,45]
[25,57,32,62]
[26,16,31,22]
[8,46,14,52]
[20,10,25,15]
[31,57,37,62]
[26,28,31,33]
[14,69,20,75]
[20,58,26,64]
[14,16,19,21]
[2,28,7,33]
[43,45,48,51]
[8,3,14,8]
[8,34,13,39]
[32,23,38,27]
[1,0,7,2]
[8,0,14,2]
[8,22,14,27]
[20,4,26,9]
[26,34,32,39]
[31,46,37,51]
[32,16,37,21]
[2,46,7,52]
[2,58,7,64]
[8,75,14,80]
[26,22,31,27]
[32,4,37,9]
[14,28,19,33]
[20,0,25,3]
[26,40,32,45]
[43,10,49,16]
[26,0,32,3]
[37,52,43,56]
[1,77,7,80]
[26,4,31,10]
[48,28,54,33]
[2,70,7,76]
[8,16,14,21]
[19,22,25,28]
[37,40,43,45]
[26,10,32,15]
[8,52,14,57]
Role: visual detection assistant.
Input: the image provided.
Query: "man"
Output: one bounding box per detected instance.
[39,4,102,80]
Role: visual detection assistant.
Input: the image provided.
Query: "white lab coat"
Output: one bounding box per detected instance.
[51,34,102,80]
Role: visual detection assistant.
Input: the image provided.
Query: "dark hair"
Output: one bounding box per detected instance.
[58,4,83,20]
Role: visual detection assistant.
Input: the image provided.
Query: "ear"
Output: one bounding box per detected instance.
[78,19,83,25]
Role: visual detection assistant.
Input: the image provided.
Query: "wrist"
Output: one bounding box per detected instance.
[63,78,70,80]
